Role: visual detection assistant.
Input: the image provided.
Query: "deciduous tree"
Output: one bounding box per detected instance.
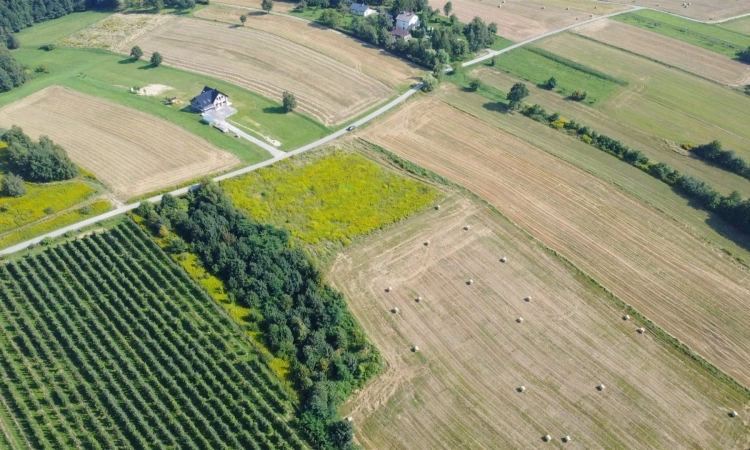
[1,172,25,197]
[507,82,529,109]
[130,45,143,60]
[150,52,163,66]
[443,1,451,15]
[262,0,273,12]
[282,91,297,112]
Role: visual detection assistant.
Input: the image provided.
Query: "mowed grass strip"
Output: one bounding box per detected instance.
[490,46,625,104]
[222,151,439,255]
[361,95,750,389]
[613,10,750,58]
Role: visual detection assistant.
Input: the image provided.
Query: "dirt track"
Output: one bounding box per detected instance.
[574,19,750,86]
[132,18,393,126]
[0,86,239,199]
[361,95,750,390]
[332,187,748,449]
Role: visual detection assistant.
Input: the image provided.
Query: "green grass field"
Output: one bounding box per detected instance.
[489,46,625,105]
[720,15,750,36]
[614,10,750,58]
[1,11,330,158]
[222,150,439,259]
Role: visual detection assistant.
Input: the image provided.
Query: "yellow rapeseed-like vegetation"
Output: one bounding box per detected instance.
[222,152,439,245]
[0,199,111,249]
[0,179,97,234]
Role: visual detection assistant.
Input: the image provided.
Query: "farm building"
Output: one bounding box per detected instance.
[190,86,230,113]
[350,3,376,16]
[395,11,419,30]
[391,28,412,41]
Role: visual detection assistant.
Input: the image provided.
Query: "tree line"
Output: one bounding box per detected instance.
[690,140,750,182]
[520,101,750,235]
[137,180,381,449]
[0,42,25,92]
[0,0,115,34]
[1,126,78,197]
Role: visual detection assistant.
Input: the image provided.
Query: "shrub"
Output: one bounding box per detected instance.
[43,206,54,215]
[546,76,557,89]
[35,64,49,73]
[40,236,52,246]
[468,79,482,92]
[737,46,750,64]
[421,73,439,92]
[39,43,55,51]
[80,205,92,215]
[570,90,587,101]
[1,173,26,197]
[6,35,20,50]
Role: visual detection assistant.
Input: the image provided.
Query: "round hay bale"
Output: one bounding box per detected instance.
[597,384,605,391]
[412,345,419,352]
[524,296,532,302]
[729,410,738,418]
[415,296,422,302]
[518,385,526,393]
[386,287,392,292]
[463,225,470,230]
[516,317,523,323]
[500,257,507,263]
[562,435,571,443]
[392,307,399,314]
[435,205,441,210]
[636,327,645,334]
[424,241,430,246]
[467,279,473,285]
[541,6,545,9]
[346,416,353,422]
[623,314,630,321]
[542,435,551,442]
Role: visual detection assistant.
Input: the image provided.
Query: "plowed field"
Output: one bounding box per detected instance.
[573,19,750,86]
[361,97,750,389]
[132,18,394,125]
[0,86,239,199]
[331,190,748,449]
[194,5,420,88]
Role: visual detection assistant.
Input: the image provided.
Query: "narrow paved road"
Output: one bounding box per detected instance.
[0,86,423,255]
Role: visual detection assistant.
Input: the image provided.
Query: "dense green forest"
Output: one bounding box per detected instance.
[2,126,78,182]
[0,0,114,33]
[0,43,25,92]
[139,180,380,449]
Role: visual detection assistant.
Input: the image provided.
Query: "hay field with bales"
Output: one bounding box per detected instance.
[194,5,421,89]
[0,87,239,199]
[132,18,394,126]
[624,0,750,21]
[427,0,626,41]
[361,96,750,389]
[213,0,297,13]
[573,19,750,87]
[331,190,748,449]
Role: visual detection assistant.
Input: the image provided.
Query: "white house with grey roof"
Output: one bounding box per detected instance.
[395,11,419,30]
[350,3,376,16]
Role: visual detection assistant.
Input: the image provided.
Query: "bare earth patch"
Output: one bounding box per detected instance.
[331,188,748,449]
[194,5,421,88]
[57,13,175,53]
[0,86,240,199]
[573,19,750,86]
[429,0,627,42]
[138,84,173,96]
[360,95,750,390]
[131,18,394,126]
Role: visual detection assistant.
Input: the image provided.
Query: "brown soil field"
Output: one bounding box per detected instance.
[360,95,750,390]
[194,5,421,89]
[629,0,750,21]
[57,13,175,52]
[0,86,239,199]
[573,19,750,86]
[331,185,749,449]
[132,18,393,126]
[429,0,627,42]
[213,0,297,13]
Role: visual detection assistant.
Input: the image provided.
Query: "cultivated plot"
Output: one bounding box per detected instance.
[212,0,298,13]
[57,13,175,52]
[132,18,394,125]
[0,87,240,199]
[361,97,750,389]
[194,5,421,89]
[428,0,626,42]
[332,192,748,449]
[627,0,750,21]
[573,19,750,86]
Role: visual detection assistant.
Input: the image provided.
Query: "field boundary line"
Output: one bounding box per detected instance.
[361,138,750,399]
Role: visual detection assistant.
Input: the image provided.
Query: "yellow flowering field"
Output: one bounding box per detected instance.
[222,152,439,246]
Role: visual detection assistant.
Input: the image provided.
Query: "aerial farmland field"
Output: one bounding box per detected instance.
[194,5,421,90]
[361,96,750,390]
[131,18,394,126]
[623,0,750,21]
[331,183,748,449]
[573,19,750,86]
[0,86,240,199]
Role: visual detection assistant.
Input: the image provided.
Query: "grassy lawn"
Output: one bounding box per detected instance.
[1,11,331,158]
[488,46,625,105]
[614,10,750,58]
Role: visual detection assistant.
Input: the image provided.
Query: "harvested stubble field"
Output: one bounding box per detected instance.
[427,0,626,41]
[0,87,239,199]
[573,19,750,87]
[213,0,297,13]
[628,0,750,21]
[361,97,750,390]
[722,16,750,35]
[194,5,421,89]
[536,33,750,161]
[57,13,175,52]
[132,18,393,126]
[331,191,748,449]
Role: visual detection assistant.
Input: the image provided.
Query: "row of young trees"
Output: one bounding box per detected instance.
[137,181,379,449]
[690,140,750,182]
[519,101,750,234]
[1,126,78,187]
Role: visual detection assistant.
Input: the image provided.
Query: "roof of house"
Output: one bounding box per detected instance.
[396,11,417,22]
[350,3,372,12]
[191,86,226,109]
[391,28,412,38]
